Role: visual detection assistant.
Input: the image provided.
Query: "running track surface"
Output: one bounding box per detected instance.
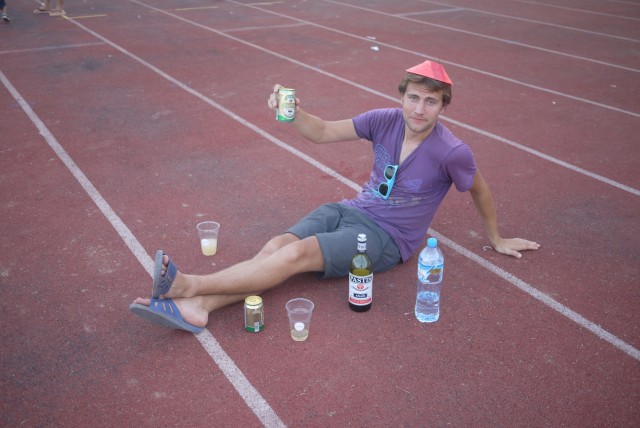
[1,0,639,426]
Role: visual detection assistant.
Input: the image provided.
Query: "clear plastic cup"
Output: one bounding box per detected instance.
[196,221,220,256]
[286,298,314,341]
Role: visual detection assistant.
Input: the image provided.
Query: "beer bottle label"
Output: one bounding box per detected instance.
[348,273,373,306]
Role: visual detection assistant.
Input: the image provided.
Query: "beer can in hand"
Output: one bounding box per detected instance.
[276,88,296,122]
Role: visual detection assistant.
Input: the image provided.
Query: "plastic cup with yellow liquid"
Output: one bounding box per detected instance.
[196,221,220,256]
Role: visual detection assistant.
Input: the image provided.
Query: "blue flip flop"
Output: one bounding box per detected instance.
[152,250,177,299]
[129,298,204,334]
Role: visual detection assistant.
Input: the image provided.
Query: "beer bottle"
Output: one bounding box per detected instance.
[348,233,373,312]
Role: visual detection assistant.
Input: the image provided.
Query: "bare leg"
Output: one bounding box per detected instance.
[163,233,324,298]
[132,233,326,327]
[50,0,65,15]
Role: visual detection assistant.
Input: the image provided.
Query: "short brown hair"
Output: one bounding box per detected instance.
[398,73,452,107]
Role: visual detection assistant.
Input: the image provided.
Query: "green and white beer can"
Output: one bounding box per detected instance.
[276,88,296,122]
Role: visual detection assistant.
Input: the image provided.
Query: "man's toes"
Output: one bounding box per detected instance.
[133,297,151,306]
[161,255,170,275]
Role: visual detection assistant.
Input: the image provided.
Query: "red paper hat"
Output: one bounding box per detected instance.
[406,60,452,85]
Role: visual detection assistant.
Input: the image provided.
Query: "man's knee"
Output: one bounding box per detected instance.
[278,237,324,271]
[259,233,299,257]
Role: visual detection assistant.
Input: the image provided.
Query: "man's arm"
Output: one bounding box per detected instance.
[468,170,540,258]
[268,84,360,144]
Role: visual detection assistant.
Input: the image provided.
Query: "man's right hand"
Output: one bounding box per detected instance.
[268,84,300,111]
[267,84,282,110]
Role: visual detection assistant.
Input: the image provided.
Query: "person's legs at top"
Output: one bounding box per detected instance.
[50,0,65,16]
[34,0,51,13]
[1,0,9,23]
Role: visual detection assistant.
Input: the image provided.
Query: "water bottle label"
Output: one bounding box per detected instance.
[418,263,443,283]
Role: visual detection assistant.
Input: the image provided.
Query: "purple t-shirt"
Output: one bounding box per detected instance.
[341,108,477,262]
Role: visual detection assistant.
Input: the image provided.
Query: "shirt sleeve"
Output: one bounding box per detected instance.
[352,111,372,141]
[443,143,477,192]
[352,108,399,141]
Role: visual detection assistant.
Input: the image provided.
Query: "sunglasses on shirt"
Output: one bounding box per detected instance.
[377,164,398,199]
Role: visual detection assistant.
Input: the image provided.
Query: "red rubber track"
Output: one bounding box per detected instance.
[1,0,638,426]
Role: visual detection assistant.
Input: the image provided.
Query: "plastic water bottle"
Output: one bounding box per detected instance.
[415,237,444,323]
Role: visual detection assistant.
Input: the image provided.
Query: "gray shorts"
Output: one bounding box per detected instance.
[287,203,401,278]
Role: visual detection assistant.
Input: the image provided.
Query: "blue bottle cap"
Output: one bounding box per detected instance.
[427,237,438,248]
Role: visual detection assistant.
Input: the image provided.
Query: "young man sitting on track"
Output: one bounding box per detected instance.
[130,60,540,333]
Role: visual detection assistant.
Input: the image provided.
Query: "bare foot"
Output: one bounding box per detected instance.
[133,296,209,328]
[158,254,196,299]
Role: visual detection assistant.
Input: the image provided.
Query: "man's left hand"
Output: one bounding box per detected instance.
[492,238,540,258]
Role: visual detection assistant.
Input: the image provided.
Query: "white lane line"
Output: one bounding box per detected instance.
[130,0,639,197]
[0,42,106,56]
[37,12,640,362]
[397,7,464,17]
[222,22,307,33]
[515,0,640,22]
[0,70,286,428]
[0,71,154,278]
[196,332,286,428]
[235,0,640,116]
[430,230,640,361]
[442,116,640,197]
[324,0,640,64]
[420,0,640,43]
